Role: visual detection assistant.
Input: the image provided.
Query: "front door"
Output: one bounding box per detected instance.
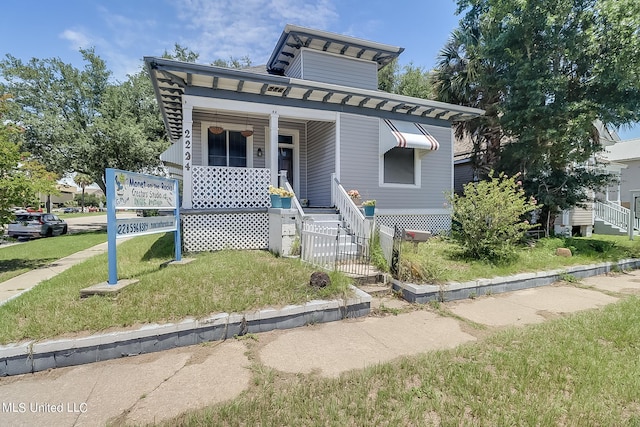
[278,135,294,188]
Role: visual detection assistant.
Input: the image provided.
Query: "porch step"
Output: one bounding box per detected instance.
[358,283,393,297]
[303,207,339,215]
[594,218,627,236]
[304,211,344,230]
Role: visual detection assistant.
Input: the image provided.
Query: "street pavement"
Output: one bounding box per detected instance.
[1,238,639,426]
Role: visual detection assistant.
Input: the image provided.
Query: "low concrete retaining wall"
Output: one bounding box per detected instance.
[393,258,640,304]
[0,286,371,377]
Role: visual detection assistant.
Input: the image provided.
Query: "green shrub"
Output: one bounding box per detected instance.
[369,232,389,272]
[449,171,538,263]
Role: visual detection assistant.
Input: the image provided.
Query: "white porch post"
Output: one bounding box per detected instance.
[269,111,279,187]
[182,100,193,209]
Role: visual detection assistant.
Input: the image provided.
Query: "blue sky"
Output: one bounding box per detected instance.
[1,0,638,139]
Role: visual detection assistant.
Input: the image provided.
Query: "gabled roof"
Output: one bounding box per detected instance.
[266,24,404,75]
[146,57,484,142]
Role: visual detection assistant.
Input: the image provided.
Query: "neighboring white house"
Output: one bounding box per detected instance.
[146,24,483,253]
[454,120,627,237]
[603,137,640,208]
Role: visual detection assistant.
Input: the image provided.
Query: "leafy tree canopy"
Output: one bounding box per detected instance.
[0,95,57,228]
[377,59,433,99]
[0,48,169,194]
[436,0,640,231]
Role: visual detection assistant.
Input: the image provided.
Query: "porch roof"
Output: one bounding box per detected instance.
[145,57,485,142]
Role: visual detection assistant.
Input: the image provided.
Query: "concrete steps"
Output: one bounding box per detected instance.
[594,218,628,236]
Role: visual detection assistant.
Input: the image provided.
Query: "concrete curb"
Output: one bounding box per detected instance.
[393,258,640,304]
[0,286,371,377]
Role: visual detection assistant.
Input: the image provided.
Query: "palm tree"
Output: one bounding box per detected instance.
[430,27,505,177]
[73,173,93,213]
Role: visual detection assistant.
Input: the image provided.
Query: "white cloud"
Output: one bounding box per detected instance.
[59,29,92,50]
[172,0,339,64]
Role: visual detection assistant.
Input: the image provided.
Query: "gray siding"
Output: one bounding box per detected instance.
[192,111,267,168]
[619,160,640,205]
[287,53,302,79]
[307,121,336,207]
[339,113,453,210]
[339,115,379,202]
[190,111,308,199]
[298,50,378,90]
[192,121,202,166]
[454,161,475,195]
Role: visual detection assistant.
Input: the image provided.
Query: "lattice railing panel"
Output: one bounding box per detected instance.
[376,214,451,234]
[182,212,269,252]
[192,166,270,209]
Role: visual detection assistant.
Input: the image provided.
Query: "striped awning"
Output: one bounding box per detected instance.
[380,119,440,155]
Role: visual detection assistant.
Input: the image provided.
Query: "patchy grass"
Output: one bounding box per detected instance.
[0,232,107,283]
[398,235,640,284]
[167,296,640,426]
[0,233,353,344]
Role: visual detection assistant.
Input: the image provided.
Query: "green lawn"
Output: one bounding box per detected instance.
[398,235,640,284]
[166,296,640,426]
[56,211,107,219]
[0,232,107,283]
[0,233,352,344]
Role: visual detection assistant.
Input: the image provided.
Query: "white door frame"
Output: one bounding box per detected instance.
[265,127,300,195]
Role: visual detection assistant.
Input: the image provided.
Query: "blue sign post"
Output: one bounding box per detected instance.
[106,168,181,285]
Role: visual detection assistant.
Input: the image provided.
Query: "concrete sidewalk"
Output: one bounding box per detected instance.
[0,242,111,306]
[1,270,639,426]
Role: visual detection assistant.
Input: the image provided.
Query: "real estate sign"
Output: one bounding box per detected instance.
[106,168,181,285]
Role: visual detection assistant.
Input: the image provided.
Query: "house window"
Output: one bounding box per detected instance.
[208,129,247,167]
[383,147,415,184]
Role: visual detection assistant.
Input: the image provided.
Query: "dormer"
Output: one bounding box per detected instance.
[266,24,404,90]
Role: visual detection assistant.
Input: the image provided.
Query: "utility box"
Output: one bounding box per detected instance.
[403,229,432,242]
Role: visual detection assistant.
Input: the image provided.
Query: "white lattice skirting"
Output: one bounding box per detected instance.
[376,214,451,234]
[182,212,269,252]
[192,166,271,209]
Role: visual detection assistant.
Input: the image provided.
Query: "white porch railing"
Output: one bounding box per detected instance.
[594,201,640,232]
[331,173,370,238]
[279,170,305,231]
[191,166,270,209]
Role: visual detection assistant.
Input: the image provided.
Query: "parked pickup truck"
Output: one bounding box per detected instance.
[8,213,68,239]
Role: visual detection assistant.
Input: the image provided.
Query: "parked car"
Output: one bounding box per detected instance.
[7,213,68,238]
[62,207,80,213]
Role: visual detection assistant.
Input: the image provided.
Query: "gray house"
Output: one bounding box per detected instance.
[147,24,483,252]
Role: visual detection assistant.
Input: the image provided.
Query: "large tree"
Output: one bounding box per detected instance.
[0,95,57,228]
[0,49,169,194]
[377,59,434,99]
[439,0,640,232]
[431,26,505,176]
